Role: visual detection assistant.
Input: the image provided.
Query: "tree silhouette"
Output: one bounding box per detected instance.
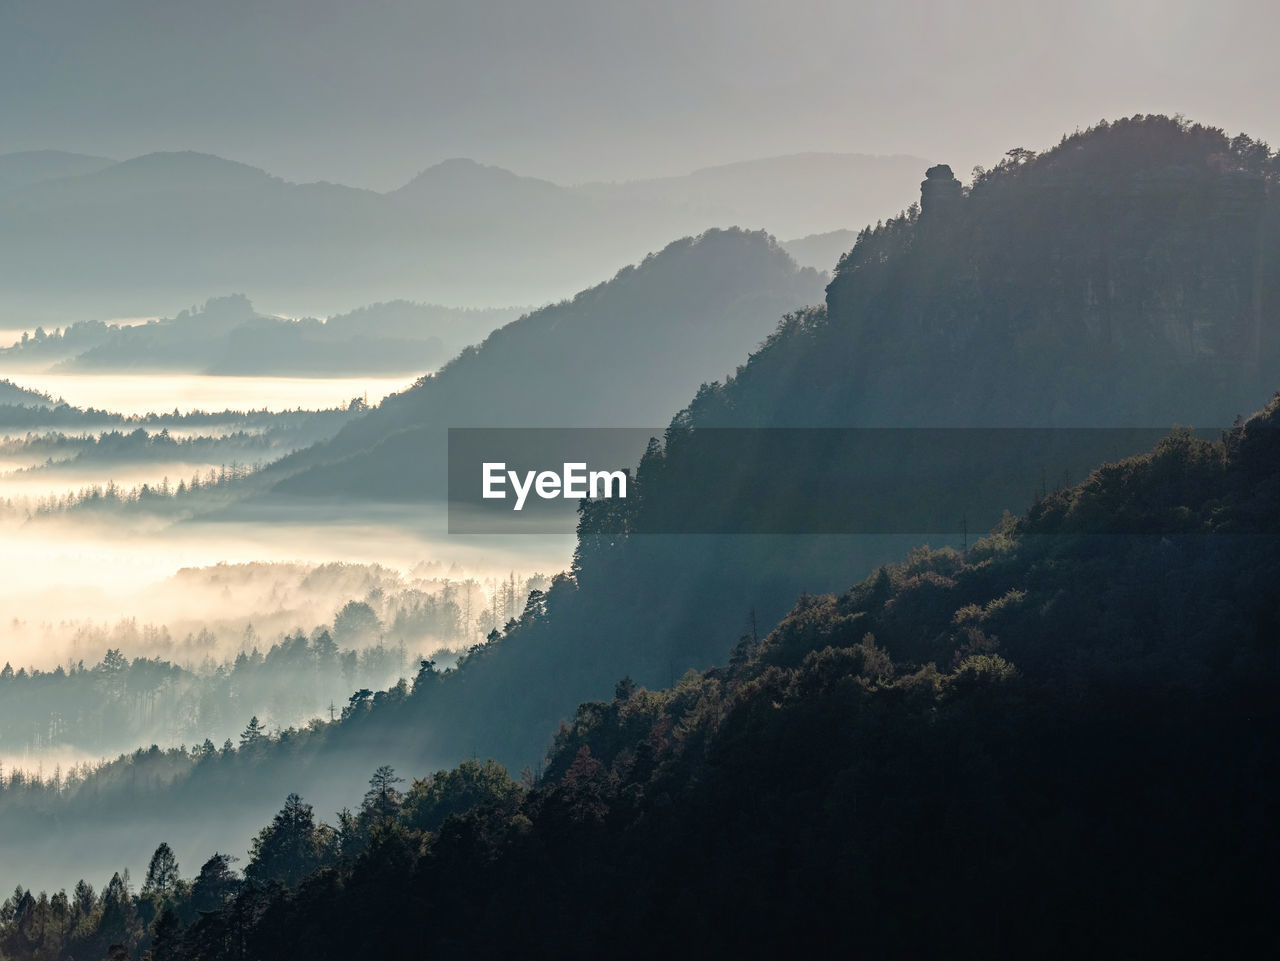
[142,842,180,898]
[239,716,267,749]
[362,766,404,822]
[246,794,320,888]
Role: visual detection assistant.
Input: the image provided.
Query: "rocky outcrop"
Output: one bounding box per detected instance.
[920,163,962,218]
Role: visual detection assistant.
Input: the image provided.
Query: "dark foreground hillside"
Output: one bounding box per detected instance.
[6,392,1279,960]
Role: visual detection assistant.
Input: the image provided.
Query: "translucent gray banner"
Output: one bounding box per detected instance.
[447,427,1227,534]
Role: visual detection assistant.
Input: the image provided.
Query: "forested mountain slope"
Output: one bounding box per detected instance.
[62,116,1278,788]
[7,386,1278,961]
[267,228,825,499]
[459,115,1280,740]
[693,115,1280,429]
[337,115,1280,768]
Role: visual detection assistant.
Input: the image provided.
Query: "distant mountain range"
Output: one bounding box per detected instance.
[0,294,521,376]
[0,149,926,323]
[778,228,859,273]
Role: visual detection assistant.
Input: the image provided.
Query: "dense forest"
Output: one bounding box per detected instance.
[0,635,409,762]
[0,400,364,435]
[0,382,51,407]
[4,430,279,469]
[4,389,1277,959]
[0,403,368,521]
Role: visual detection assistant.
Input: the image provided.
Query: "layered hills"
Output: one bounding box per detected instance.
[266,117,1280,769]
[0,294,519,376]
[0,150,922,322]
[265,228,826,500]
[2,117,1277,929]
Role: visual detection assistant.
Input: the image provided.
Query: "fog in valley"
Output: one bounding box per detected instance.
[0,417,575,892]
[0,373,411,417]
[0,199,826,894]
[0,298,590,893]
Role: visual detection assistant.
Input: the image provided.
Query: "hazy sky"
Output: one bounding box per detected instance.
[2,0,1277,190]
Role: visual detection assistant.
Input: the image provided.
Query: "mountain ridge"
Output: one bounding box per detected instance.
[0,148,920,320]
[265,227,826,498]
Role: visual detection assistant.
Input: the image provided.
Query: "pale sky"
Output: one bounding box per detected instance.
[1,0,1276,189]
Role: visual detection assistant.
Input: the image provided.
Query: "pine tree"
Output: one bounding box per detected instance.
[141,842,180,897]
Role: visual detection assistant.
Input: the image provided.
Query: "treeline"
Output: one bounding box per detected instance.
[0,398,367,432]
[2,429,270,463]
[0,403,367,519]
[29,464,259,514]
[0,584,549,861]
[0,380,52,407]
[0,634,409,764]
[0,760,519,961]
[5,394,1280,958]
[0,570,549,762]
[0,426,342,472]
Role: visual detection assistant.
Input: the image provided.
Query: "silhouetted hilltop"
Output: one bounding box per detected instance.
[391,158,584,222]
[686,117,1279,430]
[270,228,825,498]
[321,300,513,341]
[0,379,53,406]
